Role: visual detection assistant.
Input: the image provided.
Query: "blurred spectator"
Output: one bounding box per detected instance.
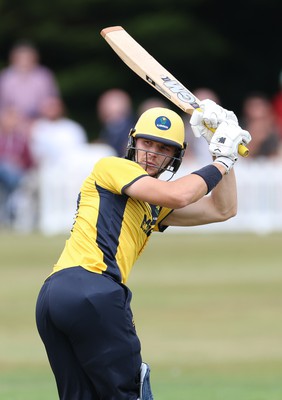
[240,93,282,159]
[29,96,117,235]
[272,70,282,138]
[0,106,33,226]
[96,89,135,156]
[191,87,220,105]
[0,40,59,120]
[137,96,170,116]
[29,96,88,166]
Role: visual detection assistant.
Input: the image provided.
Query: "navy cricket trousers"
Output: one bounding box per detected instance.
[36,267,142,400]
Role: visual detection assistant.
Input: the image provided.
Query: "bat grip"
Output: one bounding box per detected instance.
[238,143,249,157]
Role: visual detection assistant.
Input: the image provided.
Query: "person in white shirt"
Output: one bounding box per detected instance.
[30,96,88,165]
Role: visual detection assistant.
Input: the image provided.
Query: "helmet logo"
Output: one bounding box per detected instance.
[155,116,171,130]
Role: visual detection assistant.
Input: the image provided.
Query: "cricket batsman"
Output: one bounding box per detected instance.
[36,99,251,399]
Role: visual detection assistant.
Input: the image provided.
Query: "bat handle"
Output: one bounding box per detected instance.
[238,143,249,157]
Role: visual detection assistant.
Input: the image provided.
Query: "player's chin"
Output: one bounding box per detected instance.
[141,162,159,175]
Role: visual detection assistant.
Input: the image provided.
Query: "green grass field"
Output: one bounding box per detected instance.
[0,230,282,399]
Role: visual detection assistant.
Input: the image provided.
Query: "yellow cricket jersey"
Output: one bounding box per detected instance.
[53,157,172,283]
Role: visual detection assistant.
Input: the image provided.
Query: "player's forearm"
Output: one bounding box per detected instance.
[210,168,237,219]
[159,163,224,209]
[170,173,211,207]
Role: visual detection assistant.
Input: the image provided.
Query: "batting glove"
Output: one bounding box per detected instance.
[209,120,252,162]
[213,156,236,174]
[190,99,238,144]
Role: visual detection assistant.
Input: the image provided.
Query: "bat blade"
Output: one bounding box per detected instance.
[100,26,200,115]
[100,26,249,157]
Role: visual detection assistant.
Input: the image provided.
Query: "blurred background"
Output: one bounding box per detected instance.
[0,0,281,234]
[0,0,281,136]
[0,0,282,399]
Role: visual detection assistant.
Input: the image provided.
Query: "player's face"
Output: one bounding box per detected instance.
[135,138,176,176]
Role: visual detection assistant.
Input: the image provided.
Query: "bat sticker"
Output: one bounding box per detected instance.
[160,76,199,108]
[146,75,171,99]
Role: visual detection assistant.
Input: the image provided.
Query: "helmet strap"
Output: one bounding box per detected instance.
[125,129,136,161]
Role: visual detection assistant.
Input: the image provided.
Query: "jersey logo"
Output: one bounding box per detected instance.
[140,205,160,236]
[141,214,154,236]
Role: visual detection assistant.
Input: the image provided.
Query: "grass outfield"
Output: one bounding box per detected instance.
[0,230,282,399]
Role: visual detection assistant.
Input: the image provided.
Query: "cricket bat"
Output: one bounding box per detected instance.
[100,26,249,157]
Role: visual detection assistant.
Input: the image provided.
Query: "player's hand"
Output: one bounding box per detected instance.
[209,120,252,162]
[190,99,238,144]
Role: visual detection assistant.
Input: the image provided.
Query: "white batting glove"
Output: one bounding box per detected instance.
[209,120,252,162]
[213,156,236,174]
[190,99,238,144]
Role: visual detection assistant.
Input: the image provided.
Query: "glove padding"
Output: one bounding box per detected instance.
[190,99,238,144]
[209,120,252,161]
